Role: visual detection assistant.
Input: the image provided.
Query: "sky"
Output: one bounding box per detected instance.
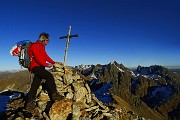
[0,0,179,71]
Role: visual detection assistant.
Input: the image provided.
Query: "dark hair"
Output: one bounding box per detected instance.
[39,32,49,39]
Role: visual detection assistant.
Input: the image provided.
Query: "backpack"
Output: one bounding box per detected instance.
[10,40,32,69]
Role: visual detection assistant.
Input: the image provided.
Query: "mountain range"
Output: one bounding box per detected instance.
[73,61,180,120]
[0,61,180,120]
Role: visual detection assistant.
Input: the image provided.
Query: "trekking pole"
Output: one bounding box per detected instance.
[59,26,79,66]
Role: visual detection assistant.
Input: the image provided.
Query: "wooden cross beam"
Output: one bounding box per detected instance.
[59,26,79,66]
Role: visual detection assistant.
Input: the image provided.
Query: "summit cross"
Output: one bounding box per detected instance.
[59,26,79,66]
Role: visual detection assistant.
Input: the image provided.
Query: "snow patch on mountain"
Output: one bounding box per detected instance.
[74,64,93,70]
[0,95,9,114]
[151,86,174,98]
[109,60,125,73]
[91,72,97,79]
[0,90,22,114]
[130,70,136,77]
[142,85,176,108]
[133,65,170,81]
[87,80,113,103]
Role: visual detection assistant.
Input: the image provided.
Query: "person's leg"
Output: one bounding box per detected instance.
[26,67,43,112]
[27,75,42,101]
[33,67,57,93]
[32,67,63,102]
[41,69,63,102]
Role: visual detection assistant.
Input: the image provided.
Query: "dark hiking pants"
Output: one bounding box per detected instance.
[27,66,57,102]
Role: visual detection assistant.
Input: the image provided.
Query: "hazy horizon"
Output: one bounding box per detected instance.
[1,62,180,72]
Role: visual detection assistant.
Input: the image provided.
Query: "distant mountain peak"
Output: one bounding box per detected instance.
[110,60,118,65]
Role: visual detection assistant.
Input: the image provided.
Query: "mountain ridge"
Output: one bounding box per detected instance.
[73,61,180,120]
[0,61,180,119]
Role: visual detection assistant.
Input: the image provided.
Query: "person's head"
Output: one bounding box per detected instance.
[39,32,49,45]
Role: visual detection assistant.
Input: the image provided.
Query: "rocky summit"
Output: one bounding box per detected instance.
[1,62,144,120]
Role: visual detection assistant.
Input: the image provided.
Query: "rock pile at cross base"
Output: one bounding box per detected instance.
[5,62,143,120]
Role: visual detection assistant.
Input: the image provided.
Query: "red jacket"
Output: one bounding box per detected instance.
[28,40,55,71]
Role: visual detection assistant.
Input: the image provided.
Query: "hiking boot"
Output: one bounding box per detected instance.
[25,100,36,113]
[52,92,63,102]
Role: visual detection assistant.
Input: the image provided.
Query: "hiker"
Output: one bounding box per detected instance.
[25,32,63,112]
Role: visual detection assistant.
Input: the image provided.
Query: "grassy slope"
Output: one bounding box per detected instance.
[113,95,166,120]
[0,70,30,92]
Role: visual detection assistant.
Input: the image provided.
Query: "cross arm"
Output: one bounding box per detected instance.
[59,34,79,39]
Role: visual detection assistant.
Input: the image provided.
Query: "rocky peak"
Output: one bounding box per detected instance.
[136,65,169,76]
[3,62,142,120]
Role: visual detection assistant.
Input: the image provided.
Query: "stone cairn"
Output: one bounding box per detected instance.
[6,62,139,120]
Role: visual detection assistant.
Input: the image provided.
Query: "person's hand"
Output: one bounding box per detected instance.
[48,63,54,68]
